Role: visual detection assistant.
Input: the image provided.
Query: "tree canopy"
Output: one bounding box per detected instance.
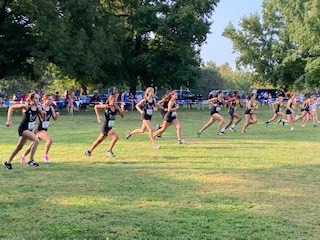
[223,0,320,90]
[0,0,220,92]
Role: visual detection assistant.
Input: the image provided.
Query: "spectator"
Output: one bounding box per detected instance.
[225,92,231,101]
[128,93,135,102]
[65,90,74,115]
[0,89,5,106]
[20,93,27,103]
[268,93,273,109]
[75,89,80,98]
[121,91,125,102]
[91,90,101,104]
[136,92,143,102]
[80,93,88,111]
[54,91,63,110]
[72,91,80,111]
[258,92,263,106]
[263,91,269,105]
[14,90,21,102]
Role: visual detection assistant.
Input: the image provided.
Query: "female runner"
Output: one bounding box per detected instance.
[220,91,243,133]
[310,95,320,127]
[295,94,311,127]
[280,93,297,132]
[20,94,59,163]
[126,87,160,149]
[85,94,124,157]
[241,93,258,133]
[197,90,225,137]
[153,91,185,144]
[265,96,286,126]
[3,92,45,169]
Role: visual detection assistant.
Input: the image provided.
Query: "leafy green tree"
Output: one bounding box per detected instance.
[1,0,221,94]
[223,0,320,90]
[0,0,37,79]
[217,63,255,93]
[196,61,224,97]
[107,0,220,92]
[275,0,320,89]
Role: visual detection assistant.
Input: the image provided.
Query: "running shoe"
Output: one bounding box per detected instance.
[27,160,39,167]
[277,118,282,124]
[126,131,131,139]
[20,155,26,164]
[217,132,223,136]
[241,130,245,134]
[43,155,50,163]
[3,161,12,170]
[153,144,161,149]
[85,150,91,157]
[178,139,186,144]
[196,132,201,138]
[156,124,162,138]
[229,127,236,132]
[265,121,269,126]
[107,150,115,157]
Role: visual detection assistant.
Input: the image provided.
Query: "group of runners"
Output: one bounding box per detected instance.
[2,89,319,170]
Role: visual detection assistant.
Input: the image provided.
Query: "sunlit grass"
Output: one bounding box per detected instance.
[0,106,319,239]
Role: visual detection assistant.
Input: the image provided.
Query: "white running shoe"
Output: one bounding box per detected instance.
[126,131,131,139]
[229,127,235,132]
[153,144,161,149]
[107,150,115,157]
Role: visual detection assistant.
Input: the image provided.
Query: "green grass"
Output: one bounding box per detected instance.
[0,106,319,239]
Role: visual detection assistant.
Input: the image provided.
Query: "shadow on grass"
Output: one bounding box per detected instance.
[1,162,319,239]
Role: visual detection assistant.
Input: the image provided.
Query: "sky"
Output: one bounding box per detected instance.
[201,0,264,70]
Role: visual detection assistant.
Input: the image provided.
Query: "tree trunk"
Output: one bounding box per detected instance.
[0,0,11,30]
[81,84,87,95]
[129,84,137,95]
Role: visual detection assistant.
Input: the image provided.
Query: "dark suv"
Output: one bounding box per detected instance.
[174,90,196,101]
[255,88,285,98]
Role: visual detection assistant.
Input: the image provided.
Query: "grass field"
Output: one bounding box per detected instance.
[0,106,319,239]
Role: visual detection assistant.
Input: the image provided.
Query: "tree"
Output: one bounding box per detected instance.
[1,0,221,94]
[276,0,320,89]
[223,0,320,90]
[196,61,223,97]
[0,0,37,79]
[217,63,255,93]
[121,0,220,93]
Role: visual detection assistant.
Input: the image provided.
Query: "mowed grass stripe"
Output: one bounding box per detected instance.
[0,106,319,239]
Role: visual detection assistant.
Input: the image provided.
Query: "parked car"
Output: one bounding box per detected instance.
[88,93,109,105]
[174,90,196,101]
[254,88,285,98]
[135,90,144,99]
[208,90,231,99]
